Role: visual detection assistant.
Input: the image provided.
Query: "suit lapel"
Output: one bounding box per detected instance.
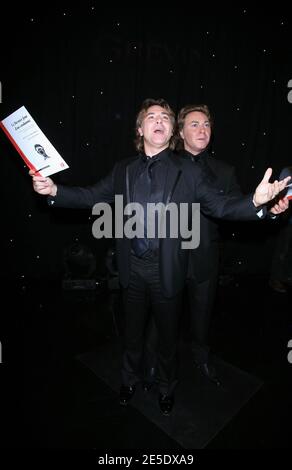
[125,157,141,204]
[124,151,182,205]
[163,153,182,205]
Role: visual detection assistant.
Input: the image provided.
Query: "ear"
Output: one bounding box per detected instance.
[138,127,143,137]
[179,130,184,140]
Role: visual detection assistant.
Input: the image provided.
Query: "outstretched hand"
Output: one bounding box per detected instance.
[253,168,291,207]
[269,197,290,215]
[29,169,57,196]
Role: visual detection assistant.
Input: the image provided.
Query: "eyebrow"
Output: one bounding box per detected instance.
[146,111,170,117]
[189,120,210,124]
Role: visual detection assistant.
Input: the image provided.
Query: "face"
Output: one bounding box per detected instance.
[138,105,174,156]
[35,145,45,155]
[180,111,211,155]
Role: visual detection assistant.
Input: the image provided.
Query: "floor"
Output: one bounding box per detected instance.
[1,273,291,449]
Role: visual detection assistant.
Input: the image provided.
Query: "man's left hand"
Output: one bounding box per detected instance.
[253,168,291,207]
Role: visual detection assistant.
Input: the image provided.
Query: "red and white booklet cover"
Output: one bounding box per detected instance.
[0,105,69,177]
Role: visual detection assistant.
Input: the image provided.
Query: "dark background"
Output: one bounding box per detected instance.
[0,4,292,450]
[1,5,292,280]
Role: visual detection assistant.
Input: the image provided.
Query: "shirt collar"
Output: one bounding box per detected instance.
[183,148,209,162]
[141,148,170,163]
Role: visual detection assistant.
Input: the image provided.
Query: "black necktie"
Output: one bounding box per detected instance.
[131,158,158,257]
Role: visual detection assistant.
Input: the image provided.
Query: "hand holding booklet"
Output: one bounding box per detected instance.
[0,105,69,177]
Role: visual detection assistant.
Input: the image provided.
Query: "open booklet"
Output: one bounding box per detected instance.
[0,105,69,177]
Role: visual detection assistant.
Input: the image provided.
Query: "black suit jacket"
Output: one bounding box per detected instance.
[49,150,261,297]
[182,151,242,283]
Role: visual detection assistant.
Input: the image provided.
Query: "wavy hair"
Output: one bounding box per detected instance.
[134,98,176,152]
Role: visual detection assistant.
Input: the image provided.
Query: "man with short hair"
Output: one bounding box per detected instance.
[177,103,288,385]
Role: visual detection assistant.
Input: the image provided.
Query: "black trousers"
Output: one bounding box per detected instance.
[121,254,181,395]
[186,255,219,364]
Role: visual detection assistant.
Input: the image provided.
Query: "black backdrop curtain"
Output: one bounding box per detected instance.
[1,5,292,280]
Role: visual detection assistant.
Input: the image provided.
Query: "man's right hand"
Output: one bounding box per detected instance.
[29,170,57,196]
